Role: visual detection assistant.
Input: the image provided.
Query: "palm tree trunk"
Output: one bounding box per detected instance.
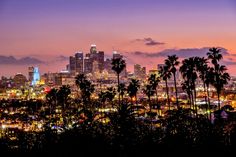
[188,93,191,109]
[149,96,152,112]
[191,91,194,111]
[165,80,170,110]
[206,85,211,120]
[217,91,220,110]
[203,81,208,117]
[155,89,160,115]
[193,83,198,115]
[118,74,120,106]
[173,73,179,109]
[155,89,158,104]
[121,94,123,104]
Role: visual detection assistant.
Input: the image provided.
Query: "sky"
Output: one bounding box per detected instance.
[1,0,236,77]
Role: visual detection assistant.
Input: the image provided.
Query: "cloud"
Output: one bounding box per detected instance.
[134,37,165,46]
[57,55,69,61]
[0,55,44,65]
[221,60,236,65]
[221,57,236,65]
[129,47,229,58]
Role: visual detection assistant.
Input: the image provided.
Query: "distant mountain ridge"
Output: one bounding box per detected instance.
[0,55,44,64]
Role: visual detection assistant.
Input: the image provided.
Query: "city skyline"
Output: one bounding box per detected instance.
[1,0,236,76]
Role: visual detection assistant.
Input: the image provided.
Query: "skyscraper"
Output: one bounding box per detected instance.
[113,51,122,59]
[84,54,93,74]
[75,52,83,74]
[69,56,76,74]
[28,66,34,83]
[134,64,146,80]
[90,44,97,54]
[104,58,113,73]
[31,67,40,86]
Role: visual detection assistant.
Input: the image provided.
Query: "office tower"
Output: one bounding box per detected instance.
[84,54,93,74]
[104,58,113,73]
[90,44,97,54]
[69,56,76,74]
[92,51,104,72]
[113,51,122,59]
[134,64,146,80]
[28,66,34,83]
[32,67,40,86]
[75,52,83,74]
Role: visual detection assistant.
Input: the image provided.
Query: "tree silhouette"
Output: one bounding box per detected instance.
[127,79,140,105]
[196,57,211,117]
[111,57,126,106]
[180,57,198,114]
[148,73,160,104]
[46,88,58,115]
[159,65,172,110]
[57,85,71,110]
[207,48,230,110]
[118,83,126,103]
[164,55,180,108]
[143,83,155,112]
[75,74,95,105]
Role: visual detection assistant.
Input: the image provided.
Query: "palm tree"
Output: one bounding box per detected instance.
[180,57,198,113]
[207,48,230,110]
[127,79,140,105]
[46,88,58,115]
[111,57,126,106]
[57,85,71,110]
[75,74,95,104]
[98,91,106,107]
[105,87,116,106]
[148,73,160,104]
[207,47,223,66]
[75,74,87,90]
[159,65,172,110]
[212,65,230,110]
[143,83,155,112]
[164,55,180,108]
[196,57,211,117]
[118,83,126,103]
[181,80,192,109]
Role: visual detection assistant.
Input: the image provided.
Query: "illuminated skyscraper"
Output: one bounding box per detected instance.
[75,52,83,74]
[90,44,97,54]
[84,54,93,74]
[69,56,76,74]
[28,66,34,83]
[113,51,122,59]
[134,64,146,80]
[31,67,40,86]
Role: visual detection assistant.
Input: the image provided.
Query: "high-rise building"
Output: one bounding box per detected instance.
[28,66,34,83]
[92,51,104,72]
[113,51,122,59]
[84,54,93,74]
[69,56,76,74]
[90,44,97,54]
[134,64,146,80]
[75,52,83,74]
[31,67,40,86]
[104,58,113,73]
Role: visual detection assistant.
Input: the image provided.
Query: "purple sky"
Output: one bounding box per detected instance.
[1,0,236,77]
